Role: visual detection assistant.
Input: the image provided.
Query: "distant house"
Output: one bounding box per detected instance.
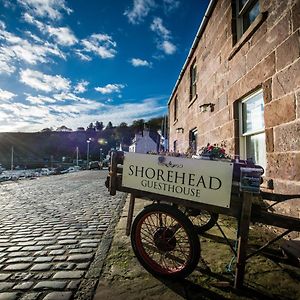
[129,129,160,153]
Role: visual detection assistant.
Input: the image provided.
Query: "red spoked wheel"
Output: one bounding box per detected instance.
[131,203,200,279]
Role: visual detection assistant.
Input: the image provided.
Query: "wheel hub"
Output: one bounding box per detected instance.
[153,227,176,252]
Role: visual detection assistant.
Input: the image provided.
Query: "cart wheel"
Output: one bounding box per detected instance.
[187,209,219,233]
[131,203,200,279]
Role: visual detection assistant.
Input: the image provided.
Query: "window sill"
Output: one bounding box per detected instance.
[188,94,198,108]
[229,11,268,61]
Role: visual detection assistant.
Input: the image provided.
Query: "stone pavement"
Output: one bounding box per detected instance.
[0,170,125,300]
[94,196,300,300]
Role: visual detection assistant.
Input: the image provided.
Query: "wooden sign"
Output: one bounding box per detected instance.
[122,152,233,208]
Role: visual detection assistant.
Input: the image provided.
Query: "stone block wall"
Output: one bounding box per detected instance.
[168,0,300,202]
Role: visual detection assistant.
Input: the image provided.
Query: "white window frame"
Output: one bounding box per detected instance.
[239,90,266,168]
[235,0,260,40]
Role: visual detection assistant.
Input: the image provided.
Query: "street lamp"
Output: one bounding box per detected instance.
[100,148,103,162]
[86,138,91,168]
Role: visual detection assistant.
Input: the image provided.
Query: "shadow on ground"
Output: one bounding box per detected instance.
[93,198,300,300]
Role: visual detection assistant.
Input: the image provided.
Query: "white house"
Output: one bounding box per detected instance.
[129,130,159,153]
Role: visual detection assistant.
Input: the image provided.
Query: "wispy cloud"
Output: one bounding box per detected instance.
[75,50,92,61]
[130,58,152,67]
[95,83,125,94]
[24,13,78,46]
[124,0,155,24]
[160,40,176,55]
[163,0,180,13]
[0,88,17,102]
[150,17,176,55]
[46,26,78,46]
[0,95,166,132]
[25,94,57,104]
[0,22,65,74]
[74,80,89,94]
[20,68,70,93]
[17,0,73,20]
[79,33,117,60]
[150,17,170,39]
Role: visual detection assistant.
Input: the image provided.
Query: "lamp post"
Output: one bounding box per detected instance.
[86,138,91,169]
[100,148,103,162]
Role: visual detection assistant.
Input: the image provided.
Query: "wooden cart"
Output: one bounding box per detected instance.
[106,151,300,289]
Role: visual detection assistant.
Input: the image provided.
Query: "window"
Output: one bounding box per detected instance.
[235,0,260,40]
[189,128,198,153]
[173,140,177,152]
[174,96,178,122]
[239,90,266,169]
[189,60,197,100]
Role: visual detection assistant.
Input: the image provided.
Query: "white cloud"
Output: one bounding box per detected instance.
[95,84,125,94]
[0,88,17,102]
[80,33,117,59]
[75,50,92,61]
[150,17,176,55]
[160,40,176,55]
[150,17,170,39]
[0,50,16,75]
[124,0,155,24]
[25,94,57,104]
[18,0,73,20]
[0,25,65,73]
[46,26,78,46]
[130,58,151,67]
[0,96,166,132]
[163,0,180,13]
[24,12,78,46]
[74,80,89,94]
[20,69,70,93]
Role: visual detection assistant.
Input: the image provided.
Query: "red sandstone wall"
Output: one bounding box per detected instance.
[169,0,300,199]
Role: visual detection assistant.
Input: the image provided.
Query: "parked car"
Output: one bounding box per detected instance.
[53,167,68,175]
[88,161,101,170]
[40,168,51,176]
[66,166,81,173]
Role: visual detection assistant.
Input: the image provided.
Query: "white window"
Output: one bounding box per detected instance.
[239,90,266,169]
[235,0,260,40]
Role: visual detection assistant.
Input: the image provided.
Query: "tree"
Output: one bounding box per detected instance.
[105,121,113,130]
[86,123,95,133]
[119,122,128,128]
[131,119,145,133]
[56,125,72,132]
[41,127,53,132]
[95,121,104,131]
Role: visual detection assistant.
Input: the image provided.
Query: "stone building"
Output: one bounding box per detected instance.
[168,0,300,203]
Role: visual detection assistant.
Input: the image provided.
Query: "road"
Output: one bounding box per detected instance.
[0,171,125,300]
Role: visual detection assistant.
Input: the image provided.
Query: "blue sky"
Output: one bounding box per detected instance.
[0,0,209,132]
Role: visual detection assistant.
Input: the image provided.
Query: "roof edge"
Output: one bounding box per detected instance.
[167,0,217,105]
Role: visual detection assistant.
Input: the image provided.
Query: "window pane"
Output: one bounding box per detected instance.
[242,92,264,134]
[246,132,266,168]
[243,1,259,31]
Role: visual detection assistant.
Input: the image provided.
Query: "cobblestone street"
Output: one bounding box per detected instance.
[0,171,125,300]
